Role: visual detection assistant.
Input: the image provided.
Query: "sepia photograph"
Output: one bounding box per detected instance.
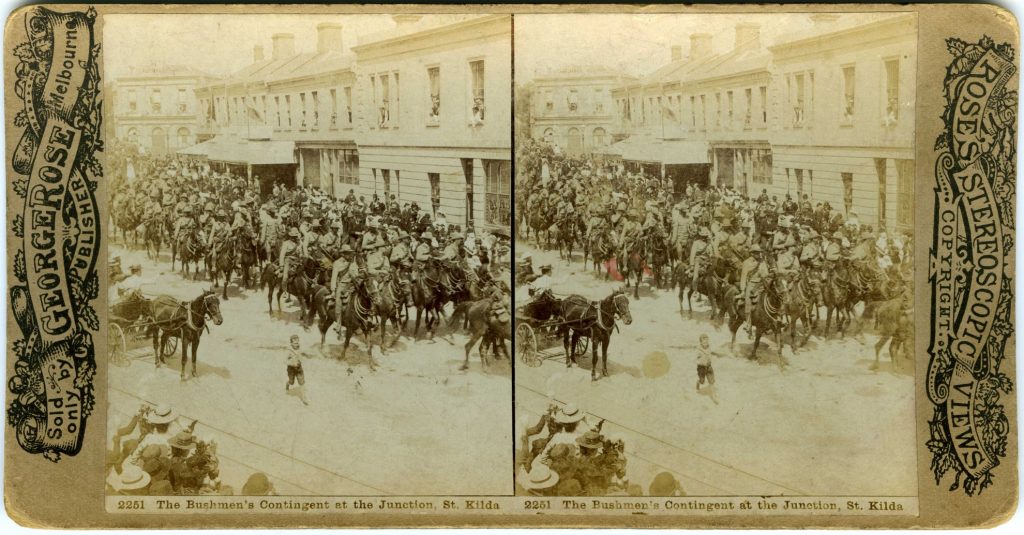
[102,13,513,497]
[513,12,918,499]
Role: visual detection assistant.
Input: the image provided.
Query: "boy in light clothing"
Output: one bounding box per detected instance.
[286,335,310,405]
[696,334,719,404]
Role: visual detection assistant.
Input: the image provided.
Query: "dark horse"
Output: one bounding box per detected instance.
[260,257,319,323]
[450,299,511,372]
[208,239,236,301]
[559,289,633,381]
[331,280,379,366]
[149,290,223,380]
[728,273,789,370]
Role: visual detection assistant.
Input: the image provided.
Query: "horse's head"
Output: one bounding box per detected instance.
[611,289,632,325]
[202,290,223,325]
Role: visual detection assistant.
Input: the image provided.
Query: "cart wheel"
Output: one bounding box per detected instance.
[109,324,129,367]
[161,336,179,358]
[516,323,540,367]
[574,335,589,357]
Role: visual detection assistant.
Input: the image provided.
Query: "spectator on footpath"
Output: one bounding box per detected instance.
[286,334,310,405]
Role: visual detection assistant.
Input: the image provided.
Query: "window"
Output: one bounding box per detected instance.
[842,66,856,123]
[842,172,854,216]
[752,149,772,185]
[428,172,441,217]
[176,127,189,146]
[126,128,138,144]
[544,91,553,113]
[338,150,359,185]
[793,73,805,126]
[127,90,137,113]
[274,96,281,127]
[896,159,914,230]
[726,91,734,128]
[699,94,707,130]
[344,86,352,125]
[312,91,320,128]
[469,60,485,124]
[392,72,400,127]
[715,93,722,127]
[744,88,752,127]
[428,66,440,123]
[284,95,292,127]
[462,159,474,224]
[594,89,604,113]
[379,74,390,127]
[381,169,391,196]
[260,96,268,125]
[884,59,899,124]
[299,93,308,128]
[875,158,888,229]
[690,95,696,128]
[483,159,510,227]
[150,90,161,113]
[175,89,187,114]
[759,86,767,125]
[568,90,579,113]
[593,127,607,147]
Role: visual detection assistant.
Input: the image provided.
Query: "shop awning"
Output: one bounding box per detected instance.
[621,138,710,165]
[204,135,296,166]
[176,139,213,157]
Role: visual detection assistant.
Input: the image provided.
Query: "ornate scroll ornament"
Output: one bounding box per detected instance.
[7,6,102,462]
[928,36,1016,496]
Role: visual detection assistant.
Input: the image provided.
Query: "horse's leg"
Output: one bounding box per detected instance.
[153,329,163,367]
[750,330,761,362]
[222,268,231,300]
[563,330,574,368]
[775,328,785,371]
[590,333,600,381]
[462,331,480,372]
[414,306,422,339]
[873,335,888,370]
[191,337,199,377]
[601,337,610,377]
[180,330,188,380]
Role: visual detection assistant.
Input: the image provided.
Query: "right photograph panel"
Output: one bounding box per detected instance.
[514,12,918,501]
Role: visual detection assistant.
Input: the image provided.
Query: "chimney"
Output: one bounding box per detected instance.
[392,14,423,27]
[316,23,343,54]
[809,13,840,26]
[271,33,295,60]
[734,22,761,51]
[690,33,712,58]
[253,44,264,62]
[671,45,683,61]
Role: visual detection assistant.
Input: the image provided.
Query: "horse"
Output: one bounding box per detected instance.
[449,299,511,371]
[872,294,912,371]
[370,273,407,348]
[584,230,613,276]
[235,231,261,290]
[332,280,379,366]
[623,249,646,299]
[142,217,163,261]
[783,271,819,352]
[555,216,581,263]
[559,289,633,381]
[208,238,236,301]
[260,257,318,323]
[149,290,223,380]
[821,262,854,337]
[728,273,789,370]
[410,266,444,339]
[175,228,206,281]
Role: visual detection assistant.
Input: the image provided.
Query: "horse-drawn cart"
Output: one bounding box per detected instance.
[108,292,178,366]
[514,294,588,367]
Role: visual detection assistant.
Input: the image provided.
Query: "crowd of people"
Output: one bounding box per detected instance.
[517,138,913,344]
[109,148,513,343]
[106,403,277,496]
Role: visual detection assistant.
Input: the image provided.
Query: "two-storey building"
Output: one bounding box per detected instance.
[768,13,916,232]
[110,66,212,156]
[351,14,512,230]
[193,23,359,195]
[527,66,621,157]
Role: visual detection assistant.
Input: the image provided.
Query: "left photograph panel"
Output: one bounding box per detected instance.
[103,13,513,497]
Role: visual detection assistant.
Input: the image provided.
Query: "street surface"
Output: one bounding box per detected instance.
[514,242,916,497]
[107,243,512,496]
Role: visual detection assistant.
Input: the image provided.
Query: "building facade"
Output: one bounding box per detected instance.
[352,14,512,230]
[110,66,211,156]
[527,66,621,156]
[193,24,359,195]
[768,13,916,233]
[609,13,917,232]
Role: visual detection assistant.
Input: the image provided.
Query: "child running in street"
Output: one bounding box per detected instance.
[286,334,310,405]
[696,334,719,404]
